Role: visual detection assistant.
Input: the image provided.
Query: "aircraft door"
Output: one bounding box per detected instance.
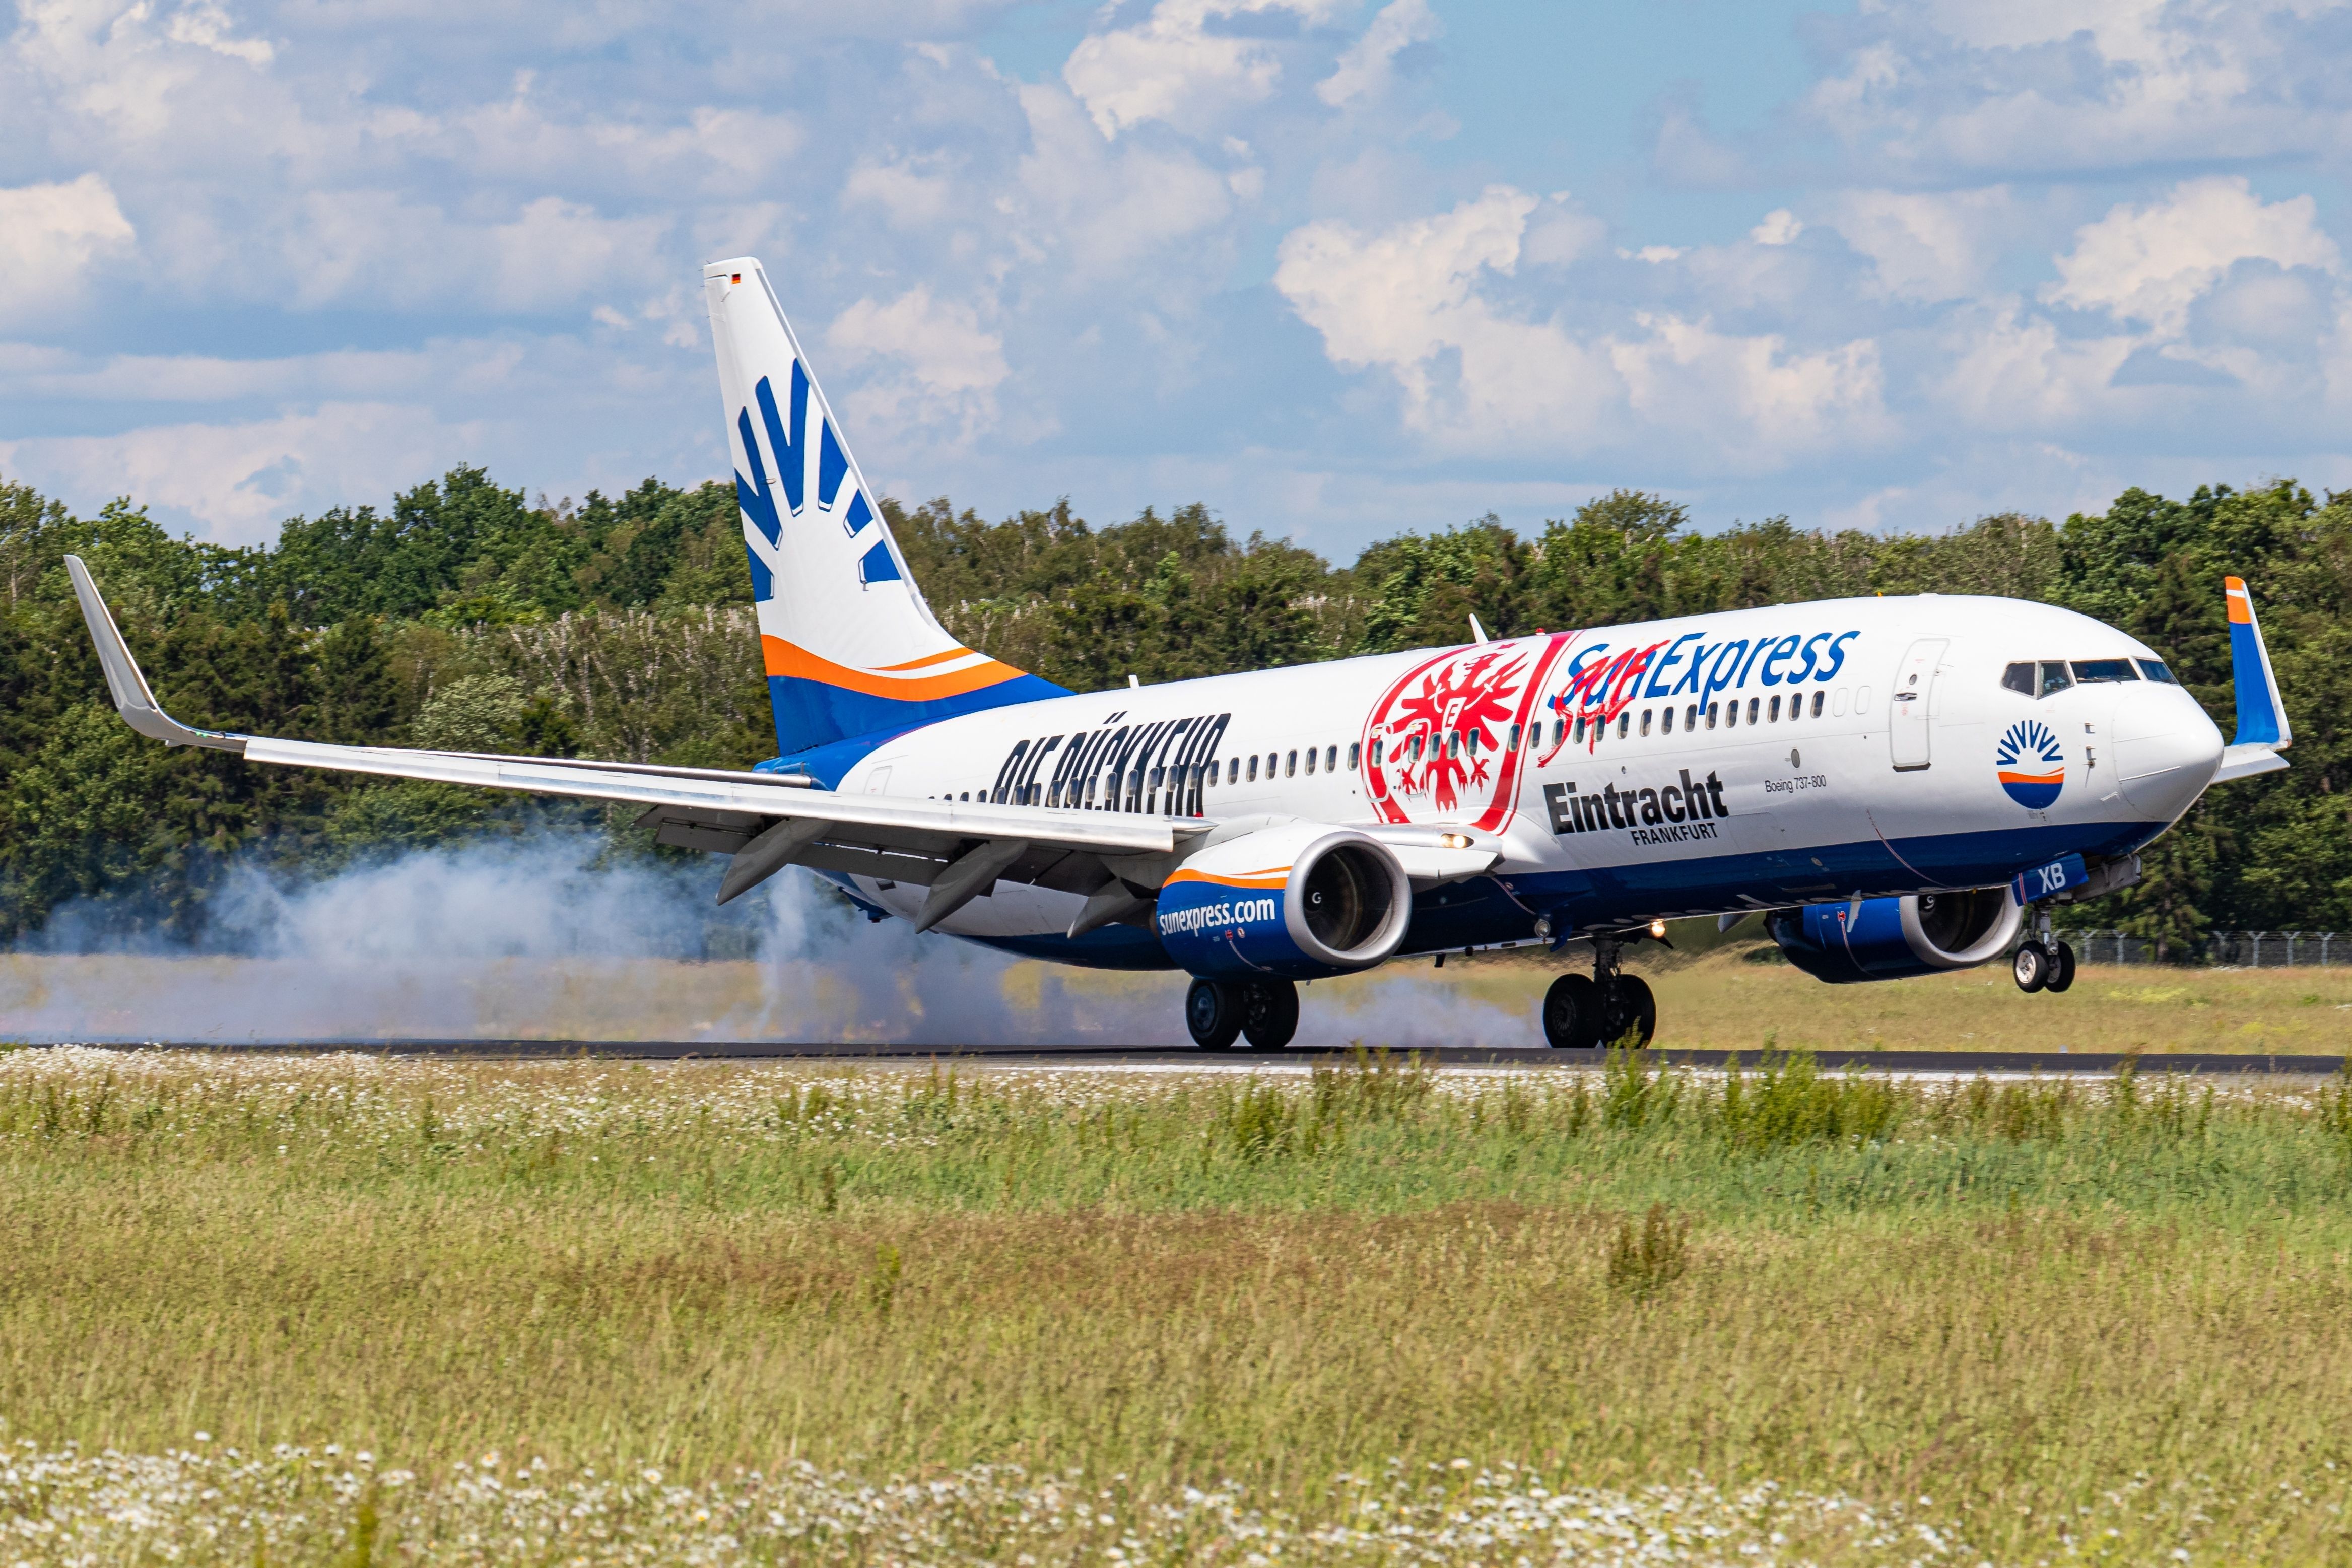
[1888,639,1947,771]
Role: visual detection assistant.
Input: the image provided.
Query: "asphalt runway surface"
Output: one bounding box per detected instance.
[32,1040,2351,1075]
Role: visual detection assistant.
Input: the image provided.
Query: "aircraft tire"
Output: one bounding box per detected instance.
[2046,940,2077,994]
[1542,973,1600,1049]
[1186,977,1244,1049]
[2012,941,2051,993]
[1241,979,1299,1050]
[1606,973,1657,1048]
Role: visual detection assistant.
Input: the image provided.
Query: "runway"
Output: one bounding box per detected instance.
[35,1040,2352,1075]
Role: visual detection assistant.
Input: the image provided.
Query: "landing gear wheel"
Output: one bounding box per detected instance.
[1542,973,1601,1049]
[1241,979,1299,1051]
[1186,977,1242,1050]
[1604,973,1657,1048]
[2013,941,2051,993]
[2046,940,2077,994]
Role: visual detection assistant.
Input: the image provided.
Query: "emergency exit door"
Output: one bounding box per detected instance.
[1889,638,1946,770]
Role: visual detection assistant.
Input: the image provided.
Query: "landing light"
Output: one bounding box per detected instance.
[1648,919,1667,939]
[1439,832,1471,849]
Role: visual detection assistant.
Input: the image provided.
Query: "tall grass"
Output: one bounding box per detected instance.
[6,1046,2352,1560]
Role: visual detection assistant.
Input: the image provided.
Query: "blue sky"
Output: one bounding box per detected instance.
[5,0,2351,562]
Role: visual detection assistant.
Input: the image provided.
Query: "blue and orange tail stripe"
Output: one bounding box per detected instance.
[2224,576,2289,748]
[760,636,1065,752]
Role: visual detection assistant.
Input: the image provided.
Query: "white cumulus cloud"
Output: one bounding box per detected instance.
[828,287,1010,451]
[1317,0,1440,108]
[1275,186,1889,467]
[1064,0,1348,138]
[2045,176,2341,335]
[0,174,138,328]
[1828,187,2014,303]
[0,402,484,547]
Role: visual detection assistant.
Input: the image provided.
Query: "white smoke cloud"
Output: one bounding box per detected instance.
[2,833,1535,1049]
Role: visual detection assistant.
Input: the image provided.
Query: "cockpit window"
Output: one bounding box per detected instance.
[2038,661,2073,697]
[2137,658,2178,685]
[2001,662,2035,696]
[2070,658,2141,684]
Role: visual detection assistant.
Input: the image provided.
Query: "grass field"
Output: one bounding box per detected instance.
[10,937,2351,1054]
[1521,943,2352,1055]
[8,1046,2352,1562]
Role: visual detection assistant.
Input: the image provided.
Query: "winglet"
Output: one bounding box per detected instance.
[62,555,244,753]
[2224,576,2290,750]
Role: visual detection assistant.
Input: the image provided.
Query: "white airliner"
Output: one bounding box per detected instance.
[65,257,2293,1049]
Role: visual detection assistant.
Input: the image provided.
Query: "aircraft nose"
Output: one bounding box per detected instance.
[2112,684,2224,820]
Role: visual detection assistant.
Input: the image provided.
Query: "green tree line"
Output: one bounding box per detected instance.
[1,466,2343,955]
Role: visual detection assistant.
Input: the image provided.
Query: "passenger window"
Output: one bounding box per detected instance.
[1508,724,1521,751]
[2070,658,2139,684]
[1247,755,1257,782]
[1617,712,1631,739]
[1686,704,1698,731]
[2039,661,2072,696]
[1370,738,1383,767]
[2001,661,2035,696]
[1810,690,1824,717]
[1706,702,1718,729]
[1409,735,1424,762]
[1573,717,1587,743]
[1640,709,1653,736]
[1747,698,1760,725]
[2137,659,2178,685]
[1725,701,1738,729]
[1305,746,1317,775]
[1661,706,1674,734]
[1325,744,1338,772]
[1227,758,1238,784]
[1552,718,1565,746]
[1347,741,1361,770]
[1768,696,1780,722]
[1286,749,1297,777]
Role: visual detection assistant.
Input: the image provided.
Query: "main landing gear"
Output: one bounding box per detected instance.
[1541,936,1657,1050]
[1186,977,1300,1051]
[2012,907,2076,994]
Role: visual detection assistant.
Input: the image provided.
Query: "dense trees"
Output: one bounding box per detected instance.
[0,465,2342,953]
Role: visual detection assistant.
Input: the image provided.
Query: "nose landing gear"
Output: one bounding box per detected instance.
[2012,908,2076,994]
[1185,977,1300,1050]
[1541,936,1657,1049]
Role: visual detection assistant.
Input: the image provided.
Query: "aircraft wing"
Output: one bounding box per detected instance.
[65,555,1193,917]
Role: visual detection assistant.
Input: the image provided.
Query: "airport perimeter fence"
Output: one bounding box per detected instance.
[2056,929,2352,968]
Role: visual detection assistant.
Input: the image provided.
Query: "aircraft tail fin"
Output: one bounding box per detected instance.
[702,258,1063,756]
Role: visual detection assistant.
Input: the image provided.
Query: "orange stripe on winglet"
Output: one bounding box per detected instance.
[761,636,1024,700]
[2225,576,2252,624]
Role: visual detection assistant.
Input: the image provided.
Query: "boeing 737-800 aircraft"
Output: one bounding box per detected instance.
[64,257,2294,1049]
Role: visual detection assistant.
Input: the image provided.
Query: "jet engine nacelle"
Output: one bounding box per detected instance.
[1767,887,2024,984]
[1154,822,1412,981]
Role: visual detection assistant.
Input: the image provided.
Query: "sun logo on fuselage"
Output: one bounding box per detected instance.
[1995,720,2065,809]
